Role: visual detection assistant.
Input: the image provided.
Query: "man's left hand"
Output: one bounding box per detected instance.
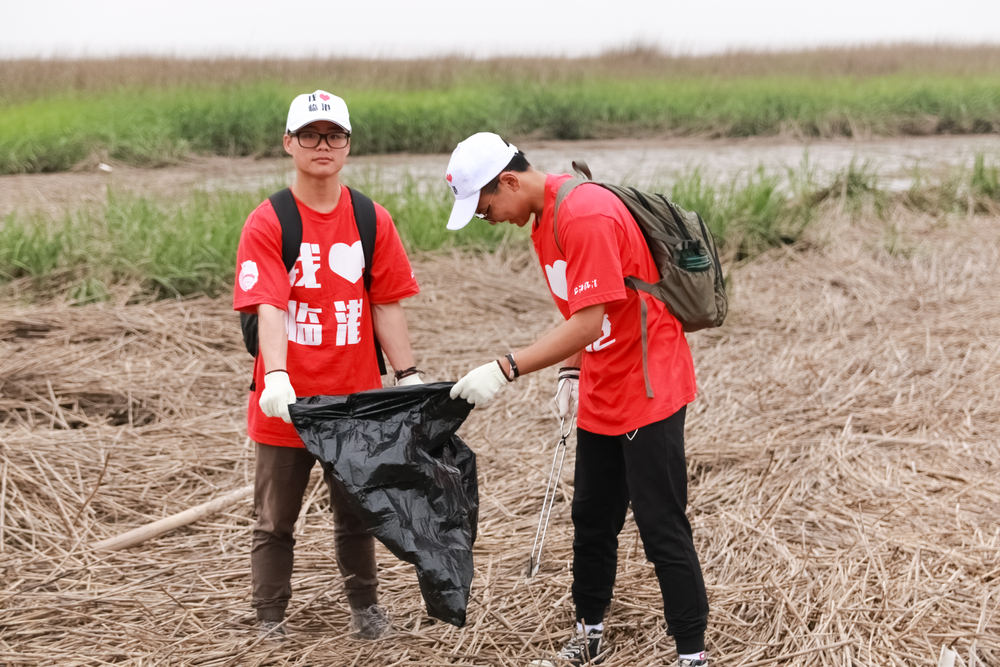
[554,367,579,420]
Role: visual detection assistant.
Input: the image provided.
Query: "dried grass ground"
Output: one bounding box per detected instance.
[1,209,999,666]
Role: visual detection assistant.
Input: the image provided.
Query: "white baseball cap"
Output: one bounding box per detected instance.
[445,132,518,230]
[286,90,351,134]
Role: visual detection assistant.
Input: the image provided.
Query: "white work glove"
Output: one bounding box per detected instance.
[554,367,580,420]
[450,361,509,406]
[259,370,296,423]
[397,374,424,386]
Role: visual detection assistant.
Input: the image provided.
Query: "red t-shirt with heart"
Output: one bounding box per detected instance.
[233,186,419,447]
[531,174,697,435]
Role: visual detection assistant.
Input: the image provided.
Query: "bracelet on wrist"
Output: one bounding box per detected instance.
[496,359,514,383]
[505,353,520,380]
[394,366,420,380]
[558,367,580,382]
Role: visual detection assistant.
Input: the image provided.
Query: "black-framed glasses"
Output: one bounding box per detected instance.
[474,186,498,221]
[293,130,350,149]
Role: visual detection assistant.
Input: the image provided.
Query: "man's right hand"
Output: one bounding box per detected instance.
[260,370,296,423]
[450,361,509,406]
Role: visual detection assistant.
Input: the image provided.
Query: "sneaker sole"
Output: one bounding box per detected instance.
[527,652,606,667]
[351,627,395,641]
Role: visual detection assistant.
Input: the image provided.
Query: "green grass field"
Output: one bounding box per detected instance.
[3,157,998,300]
[0,177,512,299]
[2,45,1000,174]
[2,46,999,297]
[3,77,999,175]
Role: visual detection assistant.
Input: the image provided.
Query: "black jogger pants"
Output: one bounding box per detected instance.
[571,405,709,654]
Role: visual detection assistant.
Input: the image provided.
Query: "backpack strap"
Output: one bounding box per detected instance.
[269,187,304,273]
[241,188,305,388]
[348,187,388,377]
[553,178,590,256]
[552,159,596,254]
[571,160,592,180]
[624,277,656,399]
[349,188,376,292]
[557,162,656,399]
[239,188,303,358]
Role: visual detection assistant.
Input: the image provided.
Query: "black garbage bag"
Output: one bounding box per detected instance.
[288,382,478,627]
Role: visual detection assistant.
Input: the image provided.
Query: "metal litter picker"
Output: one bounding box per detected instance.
[527,416,573,578]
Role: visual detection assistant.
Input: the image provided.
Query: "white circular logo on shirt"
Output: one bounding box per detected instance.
[239,260,259,291]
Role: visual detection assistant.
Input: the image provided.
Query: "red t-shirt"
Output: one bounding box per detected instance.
[531,174,697,435]
[233,186,420,447]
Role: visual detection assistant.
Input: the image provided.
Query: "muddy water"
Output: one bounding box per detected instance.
[349,135,1000,191]
[3,135,999,217]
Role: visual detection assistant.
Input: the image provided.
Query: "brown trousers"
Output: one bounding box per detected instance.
[251,442,378,622]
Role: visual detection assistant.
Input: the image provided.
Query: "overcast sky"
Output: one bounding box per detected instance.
[3,0,999,59]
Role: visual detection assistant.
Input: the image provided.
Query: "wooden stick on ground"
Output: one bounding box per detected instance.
[91,484,254,551]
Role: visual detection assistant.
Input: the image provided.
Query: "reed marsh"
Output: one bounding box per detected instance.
[2,154,998,299]
[2,45,999,175]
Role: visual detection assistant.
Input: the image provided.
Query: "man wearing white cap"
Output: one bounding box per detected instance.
[445,133,710,667]
[233,91,423,640]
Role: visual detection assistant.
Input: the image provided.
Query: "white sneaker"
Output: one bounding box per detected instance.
[258,619,287,641]
[350,604,393,640]
[529,627,606,666]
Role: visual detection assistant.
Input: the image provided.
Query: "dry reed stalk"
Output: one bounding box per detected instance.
[4,45,1000,102]
[1,209,999,665]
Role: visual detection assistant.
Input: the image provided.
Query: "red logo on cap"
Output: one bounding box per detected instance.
[319,94,330,101]
[446,174,453,182]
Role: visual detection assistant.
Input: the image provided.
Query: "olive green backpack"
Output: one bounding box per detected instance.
[554,160,728,397]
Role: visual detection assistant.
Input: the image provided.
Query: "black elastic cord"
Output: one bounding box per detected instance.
[496,360,514,383]
[394,366,420,380]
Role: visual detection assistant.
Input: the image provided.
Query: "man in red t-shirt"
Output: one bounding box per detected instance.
[445,133,710,667]
[233,90,422,641]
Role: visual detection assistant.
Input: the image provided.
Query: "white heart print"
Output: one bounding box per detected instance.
[328,241,364,284]
[545,260,568,301]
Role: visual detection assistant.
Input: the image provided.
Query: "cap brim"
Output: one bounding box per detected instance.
[287,119,351,133]
[446,192,480,231]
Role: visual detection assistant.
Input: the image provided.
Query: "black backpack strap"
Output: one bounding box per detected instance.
[348,188,388,376]
[269,188,304,272]
[350,188,377,292]
[241,189,302,358]
[242,188,305,389]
